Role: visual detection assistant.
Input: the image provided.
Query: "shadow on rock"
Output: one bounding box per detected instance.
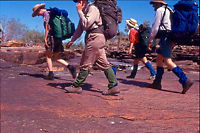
[117,78,150,88]
[47,82,102,94]
[19,72,60,80]
[118,78,180,94]
[47,82,71,90]
[158,89,181,94]
[82,83,103,94]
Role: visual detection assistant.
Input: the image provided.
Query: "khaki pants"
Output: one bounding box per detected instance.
[80,33,111,70]
[73,33,117,88]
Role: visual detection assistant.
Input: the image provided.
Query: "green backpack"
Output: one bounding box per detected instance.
[48,8,75,40]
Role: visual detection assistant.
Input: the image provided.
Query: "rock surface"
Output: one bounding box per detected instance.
[0,56,199,133]
[0,47,76,65]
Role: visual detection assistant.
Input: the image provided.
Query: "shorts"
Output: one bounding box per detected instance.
[46,35,64,53]
[134,43,147,58]
[156,36,172,58]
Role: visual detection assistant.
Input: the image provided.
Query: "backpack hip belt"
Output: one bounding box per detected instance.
[87,25,104,35]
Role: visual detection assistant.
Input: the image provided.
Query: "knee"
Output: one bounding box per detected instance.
[164,58,173,65]
[164,58,176,69]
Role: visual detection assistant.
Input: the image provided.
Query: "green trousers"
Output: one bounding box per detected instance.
[73,67,117,89]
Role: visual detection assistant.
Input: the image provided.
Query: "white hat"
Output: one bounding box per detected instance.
[32,3,45,17]
[126,18,139,29]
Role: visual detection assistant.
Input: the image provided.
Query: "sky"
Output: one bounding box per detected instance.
[0,0,199,39]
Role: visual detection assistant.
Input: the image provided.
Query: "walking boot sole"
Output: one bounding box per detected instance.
[182,80,194,94]
[102,87,120,96]
[65,86,82,94]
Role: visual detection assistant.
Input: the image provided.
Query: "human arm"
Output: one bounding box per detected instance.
[71,21,83,43]
[67,20,84,49]
[149,9,162,43]
[128,43,134,55]
[148,42,152,51]
[44,22,50,48]
[77,2,100,30]
[43,11,50,48]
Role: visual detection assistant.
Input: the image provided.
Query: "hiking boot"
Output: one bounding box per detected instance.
[47,72,54,80]
[149,81,162,90]
[64,85,82,94]
[67,65,77,79]
[181,79,193,94]
[149,75,156,80]
[102,86,120,95]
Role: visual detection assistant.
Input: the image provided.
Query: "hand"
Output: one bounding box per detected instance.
[66,41,73,48]
[128,49,132,55]
[76,1,85,11]
[148,42,152,51]
[44,40,49,48]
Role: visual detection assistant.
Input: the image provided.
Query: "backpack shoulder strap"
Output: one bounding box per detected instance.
[159,5,168,30]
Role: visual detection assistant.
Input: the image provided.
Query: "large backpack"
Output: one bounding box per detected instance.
[94,0,122,40]
[139,25,151,48]
[48,8,75,40]
[158,0,198,44]
[170,0,199,44]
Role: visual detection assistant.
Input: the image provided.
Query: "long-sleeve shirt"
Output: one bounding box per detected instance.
[71,3,102,42]
[149,5,172,42]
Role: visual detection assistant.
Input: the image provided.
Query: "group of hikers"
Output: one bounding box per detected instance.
[31,0,198,95]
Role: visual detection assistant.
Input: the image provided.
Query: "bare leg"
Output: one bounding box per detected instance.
[141,57,156,79]
[53,52,76,79]
[164,58,177,70]
[140,57,148,64]
[53,52,69,66]
[156,54,164,67]
[46,50,53,71]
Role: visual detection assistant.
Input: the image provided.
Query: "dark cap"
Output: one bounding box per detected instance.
[73,0,78,3]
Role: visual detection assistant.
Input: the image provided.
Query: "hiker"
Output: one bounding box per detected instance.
[126,18,156,80]
[32,3,76,80]
[0,23,4,49]
[64,0,119,95]
[148,0,193,94]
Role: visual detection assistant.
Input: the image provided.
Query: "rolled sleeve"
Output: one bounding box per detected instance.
[78,5,99,30]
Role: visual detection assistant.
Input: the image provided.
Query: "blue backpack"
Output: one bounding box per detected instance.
[170,0,199,43]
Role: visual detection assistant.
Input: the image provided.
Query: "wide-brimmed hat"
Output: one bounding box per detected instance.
[126,18,139,29]
[150,0,167,5]
[32,3,45,17]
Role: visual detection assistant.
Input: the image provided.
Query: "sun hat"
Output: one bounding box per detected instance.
[32,3,45,17]
[126,18,139,29]
[150,0,167,5]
